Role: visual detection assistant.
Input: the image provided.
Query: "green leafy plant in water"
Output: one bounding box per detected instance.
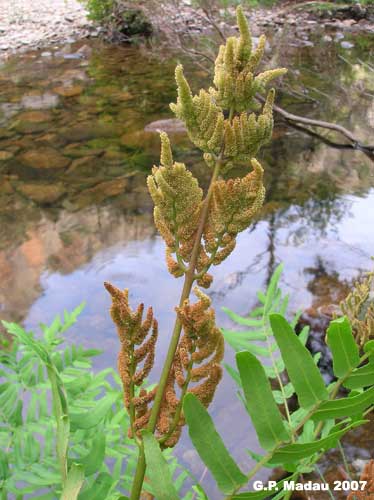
[181,265,374,498]
[0,307,197,499]
[103,6,287,499]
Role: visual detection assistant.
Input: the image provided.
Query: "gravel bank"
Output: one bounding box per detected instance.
[0,0,93,58]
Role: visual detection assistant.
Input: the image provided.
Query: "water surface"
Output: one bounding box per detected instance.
[0,31,374,497]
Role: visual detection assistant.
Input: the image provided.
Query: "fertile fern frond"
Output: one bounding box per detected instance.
[157,288,224,448]
[203,159,265,267]
[339,270,374,345]
[210,7,286,113]
[170,68,225,156]
[147,132,203,278]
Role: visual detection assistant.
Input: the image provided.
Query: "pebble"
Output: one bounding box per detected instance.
[341,40,355,49]
[0,0,91,57]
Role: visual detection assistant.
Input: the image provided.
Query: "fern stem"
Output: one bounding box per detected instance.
[130,446,146,500]
[225,451,274,498]
[315,465,335,500]
[265,330,294,442]
[47,367,68,486]
[129,159,222,500]
[148,159,222,432]
[338,442,352,480]
[129,345,137,443]
[158,352,195,446]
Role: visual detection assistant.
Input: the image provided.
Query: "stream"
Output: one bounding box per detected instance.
[0,27,374,498]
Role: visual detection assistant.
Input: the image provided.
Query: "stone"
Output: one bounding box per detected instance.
[60,69,87,82]
[322,35,333,42]
[341,41,355,49]
[72,178,128,208]
[144,118,186,133]
[13,121,50,134]
[75,44,92,57]
[342,19,357,27]
[0,151,13,161]
[19,147,70,169]
[0,178,13,194]
[20,93,59,110]
[17,182,66,204]
[63,143,104,158]
[0,128,13,139]
[16,111,51,123]
[102,150,124,165]
[65,156,93,174]
[52,85,84,97]
[61,122,121,142]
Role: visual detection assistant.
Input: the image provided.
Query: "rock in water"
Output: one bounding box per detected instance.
[144,118,186,133]
[19,148,70,169]
[17,183,66,204]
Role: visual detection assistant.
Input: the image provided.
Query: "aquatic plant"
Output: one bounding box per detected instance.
[103,6,288,498]
[104,8,374,494]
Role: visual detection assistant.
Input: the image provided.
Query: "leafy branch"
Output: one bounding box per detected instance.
[181,277,374,498]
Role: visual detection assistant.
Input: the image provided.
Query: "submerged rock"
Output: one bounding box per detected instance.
[17,182,66,204]
[144,118,186,133]
[19,147,70,169]
[52,85,84,97]
[61,122,122,142]
[341,40,355,49]
[0,151,13,161]
[12,121,50,134]
[71,178,129,209]
[20,93,59,110]
[16,111,52,123]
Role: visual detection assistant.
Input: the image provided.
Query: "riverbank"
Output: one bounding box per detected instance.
[0,0,94,58]
[1,1,374,60]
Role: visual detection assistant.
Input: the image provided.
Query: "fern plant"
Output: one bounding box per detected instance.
[179,267,374,498]
[101,6,288,499]
[0,307,199,500]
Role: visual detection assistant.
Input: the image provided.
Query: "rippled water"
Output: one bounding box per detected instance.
[0,30,374,497]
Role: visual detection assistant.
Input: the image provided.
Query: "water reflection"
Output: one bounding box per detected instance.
[0,31,374,497]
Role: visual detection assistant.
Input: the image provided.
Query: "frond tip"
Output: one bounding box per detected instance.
[210,6,287,113]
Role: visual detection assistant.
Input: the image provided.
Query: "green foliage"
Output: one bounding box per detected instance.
[181,265,374,497]
[326,316,360,377]
[0,308,196,499]
[270,314,328,409]
[81,0,153,39]
[83,0,114,21]
[236,351,289,450]
[183,393,247,494]
[142,432,179,500]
